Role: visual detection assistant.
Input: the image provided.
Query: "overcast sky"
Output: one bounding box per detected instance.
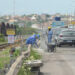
[0,0,75,15]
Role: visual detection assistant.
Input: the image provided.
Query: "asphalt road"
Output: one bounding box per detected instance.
[40,34,75,75]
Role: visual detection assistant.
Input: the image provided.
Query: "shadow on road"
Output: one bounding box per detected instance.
[40,72,51,75]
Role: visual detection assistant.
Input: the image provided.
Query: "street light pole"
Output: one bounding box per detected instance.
[67,13,68,26]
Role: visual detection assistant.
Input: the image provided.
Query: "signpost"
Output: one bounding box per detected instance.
[52,21,65,28]
[8,35,15,43]
[6,29,15,35]
[6,29,15,44]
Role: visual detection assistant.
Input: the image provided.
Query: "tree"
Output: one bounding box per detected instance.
[1,22,6,36]
[6,23,10,29]
[0,34,5,42]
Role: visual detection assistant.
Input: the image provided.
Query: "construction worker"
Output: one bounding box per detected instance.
[48,27,53,43]
[37,34,40,40]
[26,34,38,47]
[10,45,15,57]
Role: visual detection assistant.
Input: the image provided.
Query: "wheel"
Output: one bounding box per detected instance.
[55,39,57,44]
[73,44,75,47]
[69,44,72,46]
[58,44,61,47]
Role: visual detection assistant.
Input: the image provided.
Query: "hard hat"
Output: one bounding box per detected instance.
[48,27,51,29]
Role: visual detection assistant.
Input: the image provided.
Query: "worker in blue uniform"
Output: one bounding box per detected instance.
[26,34,36,45]
[37,34,40,40]
[48,27,53,43]
[26,34,40,47]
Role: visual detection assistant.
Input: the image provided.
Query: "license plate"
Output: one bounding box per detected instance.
[67,40,72,42]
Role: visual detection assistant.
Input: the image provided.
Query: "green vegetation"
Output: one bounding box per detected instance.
[13,49,21,57]
[16,26,37,35]
[0,48,10,69]
[25,21,33,27]
[0,34,5,42]
[18,49,42,75]
[0,41,7,45]
[21,45,28,51]
[29,49,42,60]
[0,34,7,44]
[0,46,28,69]
[18,65,31,75]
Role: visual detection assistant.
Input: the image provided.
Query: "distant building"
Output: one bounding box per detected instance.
[31,24,40,29]
[31,15,37,20]
[40,14,47,21]
[8,19,18,24]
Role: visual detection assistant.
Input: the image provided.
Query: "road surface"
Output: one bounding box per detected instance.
[40,35,75,75]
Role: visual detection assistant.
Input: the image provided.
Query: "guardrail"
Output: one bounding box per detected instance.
[6,45,31,75]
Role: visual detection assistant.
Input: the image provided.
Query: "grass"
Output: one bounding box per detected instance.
[21,45,28,51]
[0,57,10,69]
[0,46,23,69]
[18,48,42,75]
[18,66,31,75]
[0,45,28,69]
[0,41,7,45]
[30,49,42,60]
[0,48,10,69]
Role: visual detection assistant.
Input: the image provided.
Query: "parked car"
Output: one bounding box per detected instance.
[54,29,75,47]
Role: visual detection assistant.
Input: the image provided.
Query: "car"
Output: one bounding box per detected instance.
[54,29,75,47]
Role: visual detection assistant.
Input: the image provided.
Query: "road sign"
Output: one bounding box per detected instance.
[71,21,75,25]
[6,29,15,35]
[52,21,65,27]
[8,35,15,44]
[55,17,61,21]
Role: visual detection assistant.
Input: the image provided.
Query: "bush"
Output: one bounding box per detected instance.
[18,49,42,75]
[0,34,5,42]
[13,49,20,57]
[30,49,42,60]
[16,26,37,35]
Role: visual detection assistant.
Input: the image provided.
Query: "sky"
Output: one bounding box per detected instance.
[0,0,75,15]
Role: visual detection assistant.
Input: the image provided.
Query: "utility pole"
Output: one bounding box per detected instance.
[67,13,68,27]
[13,0,15,25]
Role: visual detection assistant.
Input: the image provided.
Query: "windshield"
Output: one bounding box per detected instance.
[62,31,75,36]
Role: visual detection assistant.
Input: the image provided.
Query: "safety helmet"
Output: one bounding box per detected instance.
[48,27,51,29]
